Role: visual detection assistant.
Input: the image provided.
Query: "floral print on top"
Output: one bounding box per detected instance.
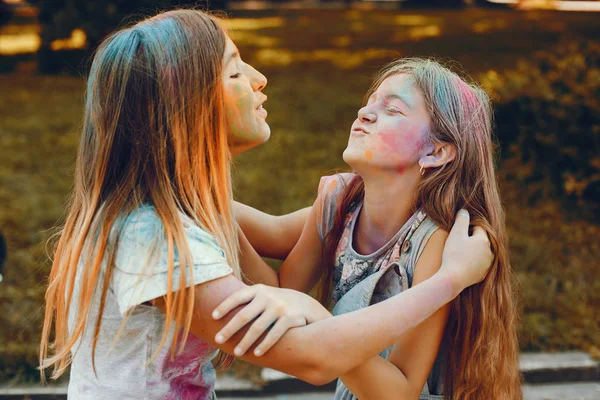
[317,174,446,399]
[316,173,426,305]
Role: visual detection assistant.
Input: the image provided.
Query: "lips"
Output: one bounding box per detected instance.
[256,103,268,118]
[256,95,267,109]
[255,96,268,117]
[352,127,369,135]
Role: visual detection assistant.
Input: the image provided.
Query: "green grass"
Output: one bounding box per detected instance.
[0,7,598,382]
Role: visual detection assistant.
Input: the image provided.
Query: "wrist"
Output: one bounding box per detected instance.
[434,267,462,300]
[307,299,333,323]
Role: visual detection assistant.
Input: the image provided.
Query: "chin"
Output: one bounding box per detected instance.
[258,127,271,144]
[342,148,362,169]
[342,148,351,163]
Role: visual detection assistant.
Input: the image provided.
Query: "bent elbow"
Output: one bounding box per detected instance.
[297,363,338,386]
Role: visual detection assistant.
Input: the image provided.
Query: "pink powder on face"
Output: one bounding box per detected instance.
[378,130,404,151]
[376,122,429,161]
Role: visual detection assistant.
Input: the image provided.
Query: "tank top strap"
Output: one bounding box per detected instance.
[395,215,440,287]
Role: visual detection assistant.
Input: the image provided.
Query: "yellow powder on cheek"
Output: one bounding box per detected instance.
[365,150,373,160]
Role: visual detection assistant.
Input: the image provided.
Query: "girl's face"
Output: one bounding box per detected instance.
[343,74,433,174]
[222,37,270,153]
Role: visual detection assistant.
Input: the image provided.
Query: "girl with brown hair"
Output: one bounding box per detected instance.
[221,59,521,399]
[40,9,493,399]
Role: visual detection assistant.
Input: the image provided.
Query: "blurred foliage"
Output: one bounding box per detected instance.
[482,40,600,211]
[34,0,224,72]
[0,8,599,383]
[403,0,466,8]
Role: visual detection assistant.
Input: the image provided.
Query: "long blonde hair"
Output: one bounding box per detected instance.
[320,59,521,399]
[40,9,239,379]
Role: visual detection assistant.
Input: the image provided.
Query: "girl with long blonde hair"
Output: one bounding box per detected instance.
[40,9,493,399]
[219,59,521,399]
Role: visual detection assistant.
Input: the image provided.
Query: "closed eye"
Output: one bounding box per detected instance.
[230,72,242,79]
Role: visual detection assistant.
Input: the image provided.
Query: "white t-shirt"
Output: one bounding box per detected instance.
[67,204,232,399]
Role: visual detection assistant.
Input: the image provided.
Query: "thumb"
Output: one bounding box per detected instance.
[449,209,470,240]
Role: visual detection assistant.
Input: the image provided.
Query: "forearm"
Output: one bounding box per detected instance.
[261,270,458,383]
[234,201,310,260]
[238,228,279,287]
[277,207,311,254]
[234,201,278,257]
[189,270,457,386]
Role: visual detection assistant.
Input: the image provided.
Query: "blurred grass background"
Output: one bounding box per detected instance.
[0,5,599,383]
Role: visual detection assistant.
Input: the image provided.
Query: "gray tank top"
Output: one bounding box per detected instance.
[316,174,446,399]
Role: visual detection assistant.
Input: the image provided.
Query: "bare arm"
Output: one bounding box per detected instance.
[208,209,492,386]
[234,201,310,260]
[238,226,279,287]
[153,266,460,386]
[339,230,451,399]
[236,197,325,293]
[277,197,324,292]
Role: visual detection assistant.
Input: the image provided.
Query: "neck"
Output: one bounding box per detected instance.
[354,167,420,255]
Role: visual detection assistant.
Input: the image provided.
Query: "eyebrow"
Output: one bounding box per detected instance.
[368,93,413,110]
[385,94,413,110]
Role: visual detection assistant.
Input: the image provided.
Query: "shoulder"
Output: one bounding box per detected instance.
[412,222,448,284]
[116,205,227,273]
[315,173,357,240]
[118,204,163,245]
[119,204,222,246]
[317,172,357,199]
[111,205,232,314]
[410,216,444,257]
[422,228,448,252]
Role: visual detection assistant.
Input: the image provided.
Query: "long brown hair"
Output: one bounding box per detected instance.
[40,9,239,379]
[320,59,521,399]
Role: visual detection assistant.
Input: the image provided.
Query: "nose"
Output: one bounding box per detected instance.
[358,105,377,124]
[247,64,267,92]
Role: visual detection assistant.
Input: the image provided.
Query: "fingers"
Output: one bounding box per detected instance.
[212,286,257,320]
[471,226,490,245]
[254,316,307,357]
[233,310,278,356]
[449,209,470,239]
[214,298,264,345]
[472,226,491,251]
[472,226,493,260]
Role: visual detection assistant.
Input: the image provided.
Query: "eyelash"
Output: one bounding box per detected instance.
[230,72,241,79]
[386,107,402,114]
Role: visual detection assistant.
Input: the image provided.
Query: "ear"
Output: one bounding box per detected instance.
[418,142,456,171]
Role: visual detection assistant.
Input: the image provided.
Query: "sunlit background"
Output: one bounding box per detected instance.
[0,0,598,391]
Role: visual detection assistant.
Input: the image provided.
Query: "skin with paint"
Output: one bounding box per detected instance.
[218,74,477,400]
[149,34,492,390]
[38,8,497,398]
[222,38,270,155]
[345,73,456,256]
[229,59,519,399]
[344,74,433,175]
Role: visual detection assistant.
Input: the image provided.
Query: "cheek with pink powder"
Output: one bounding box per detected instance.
[366,123,430,170]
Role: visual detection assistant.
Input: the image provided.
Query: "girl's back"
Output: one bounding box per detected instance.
[67,205,231,399]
